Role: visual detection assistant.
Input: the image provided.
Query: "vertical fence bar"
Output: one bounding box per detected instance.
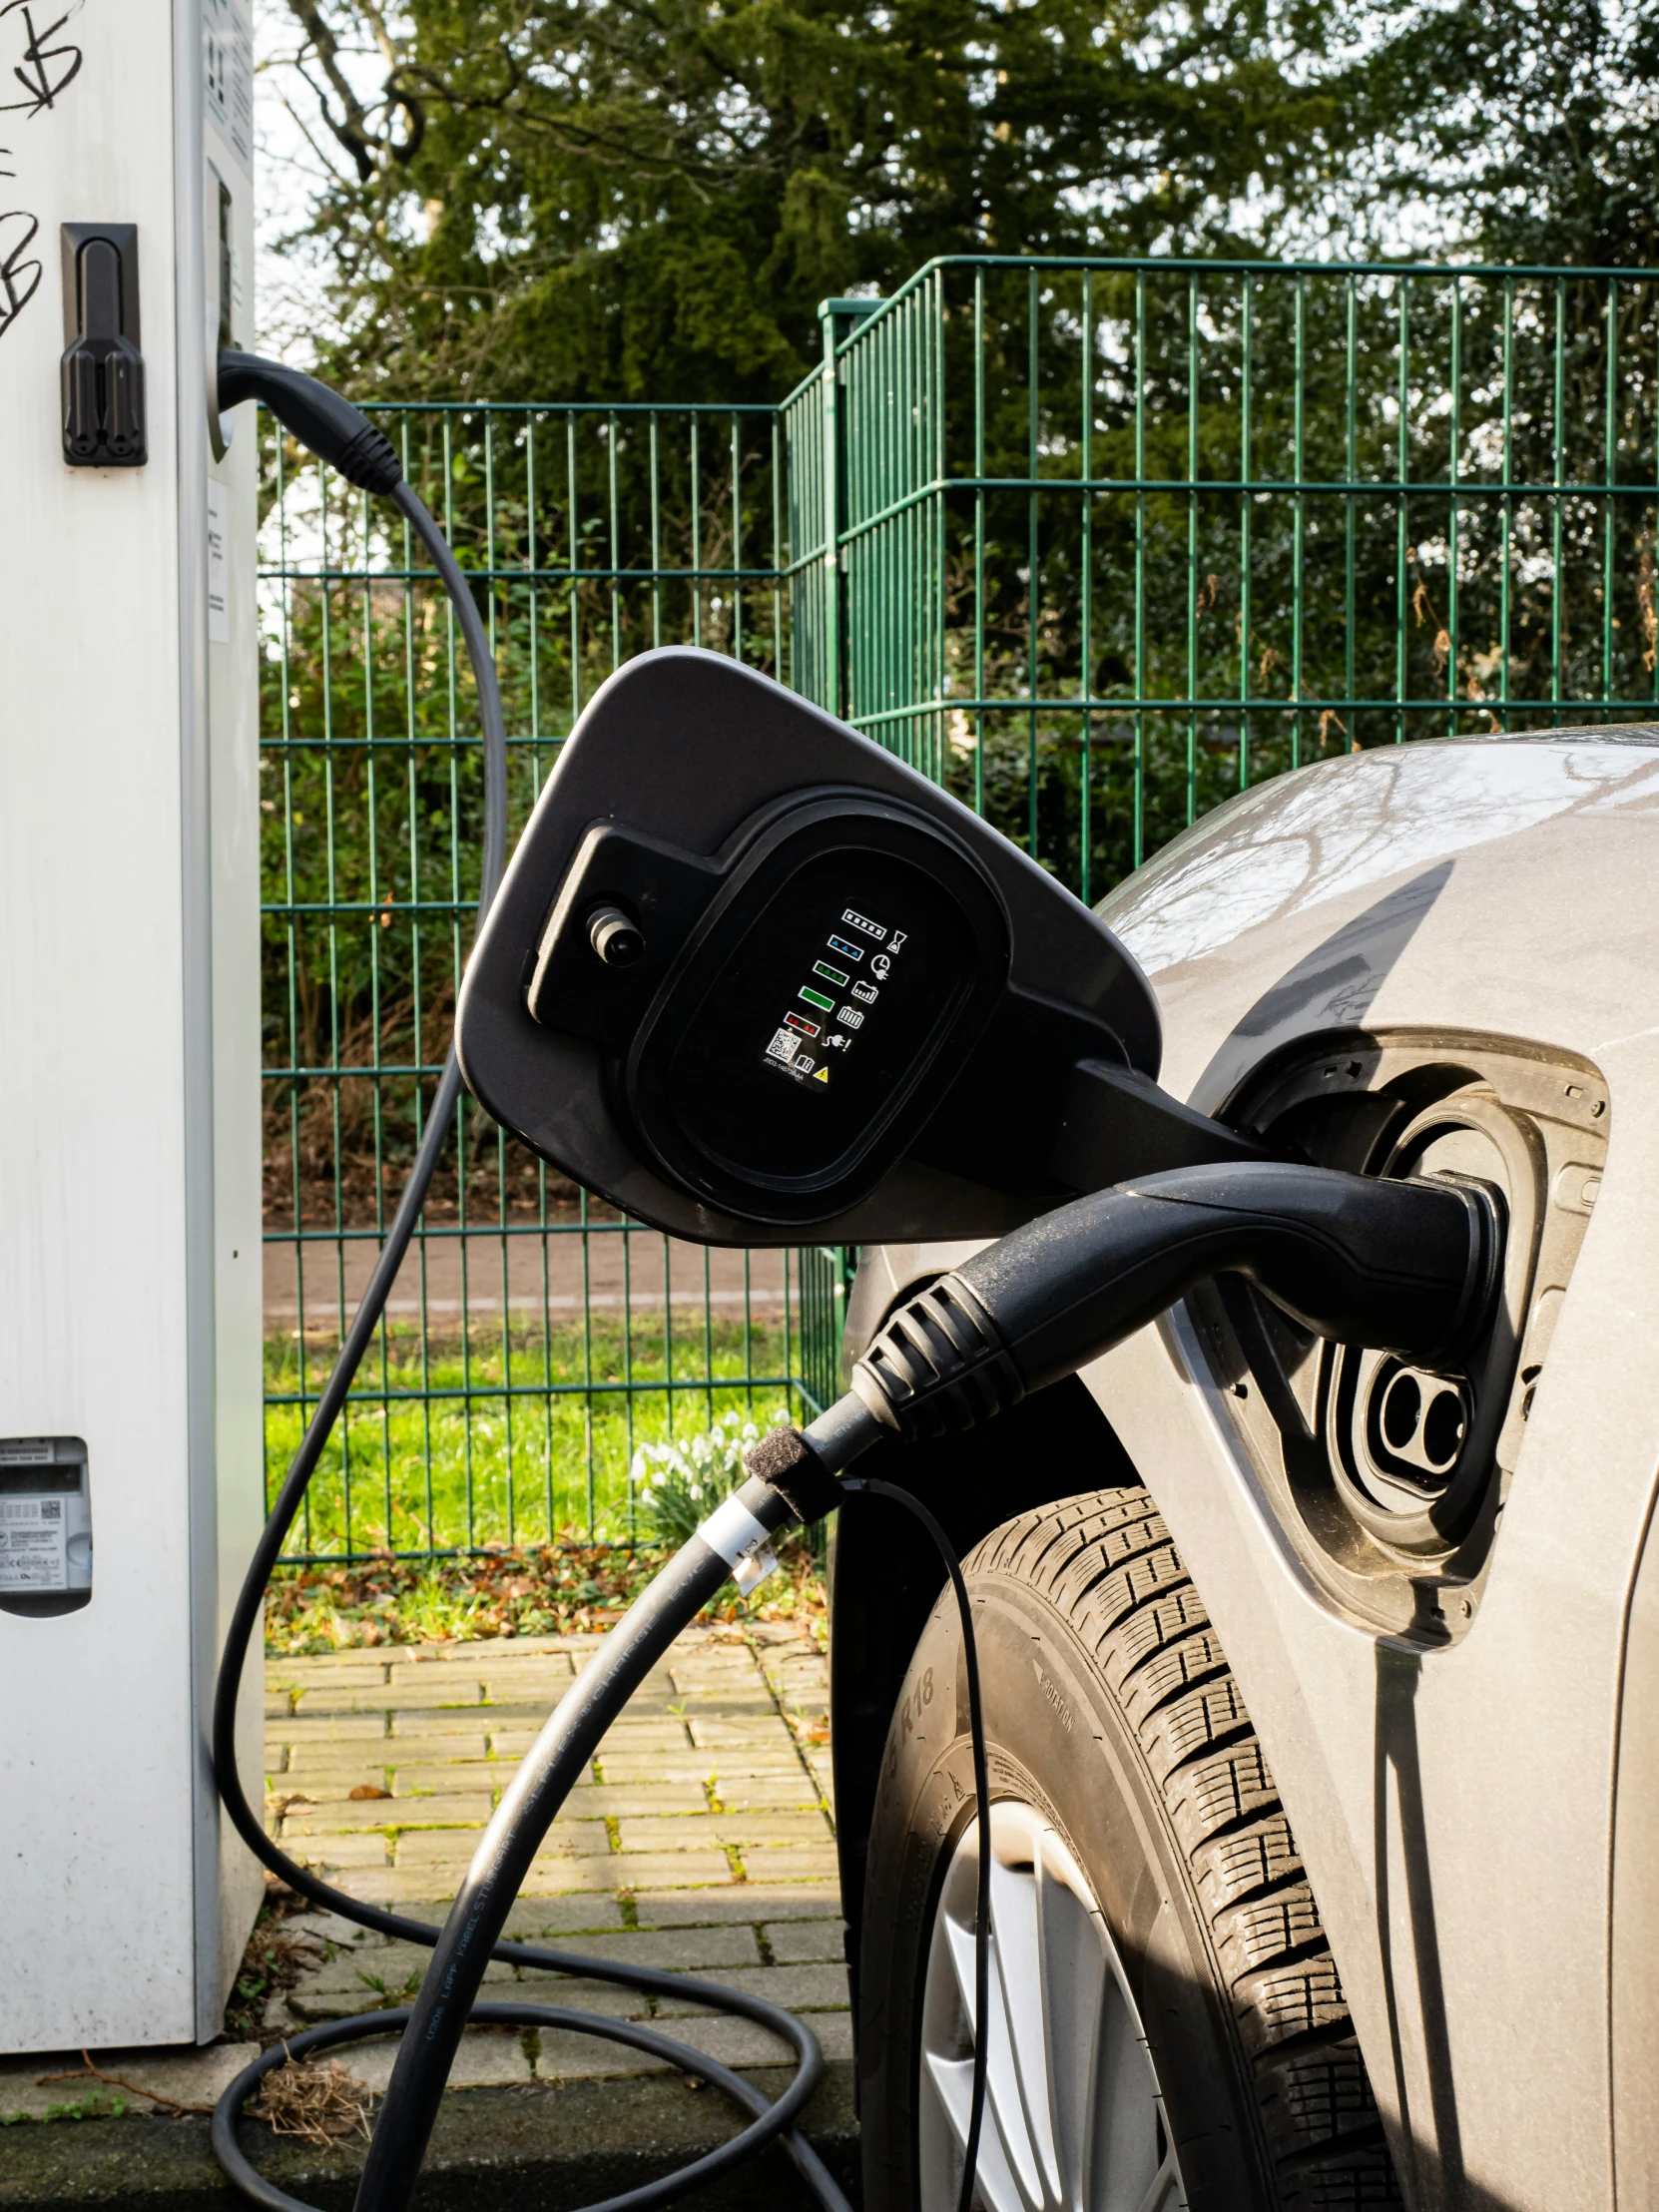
[1552,277,1567,726]
[1239,275,1253,789]
[1133,270,1147,864]
[1396,276,1410,745]
[1186,271,1199,825]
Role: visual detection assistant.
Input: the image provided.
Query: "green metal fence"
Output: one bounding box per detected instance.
[259,402,848,1559]
[787,258,1659,899]
[264,254,1659,1558]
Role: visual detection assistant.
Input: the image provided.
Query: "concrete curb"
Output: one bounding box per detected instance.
[0,2062,858,2212]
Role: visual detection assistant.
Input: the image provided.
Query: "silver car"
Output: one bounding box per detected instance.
[835,727,1653,2212]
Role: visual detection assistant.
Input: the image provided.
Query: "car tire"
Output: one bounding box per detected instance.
[856,1487,1401,2212]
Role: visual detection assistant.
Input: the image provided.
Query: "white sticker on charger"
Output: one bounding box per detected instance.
[0,1496,68,1590]
[697,1495,778,1595]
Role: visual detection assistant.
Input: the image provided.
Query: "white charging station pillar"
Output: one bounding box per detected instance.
[0,0,265,2048]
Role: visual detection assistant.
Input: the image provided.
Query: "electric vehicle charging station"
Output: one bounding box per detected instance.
[1,0,266,2050]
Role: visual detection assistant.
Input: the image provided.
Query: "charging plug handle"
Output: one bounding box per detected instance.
[849,1161,1501,1442]
[217,348,402,493]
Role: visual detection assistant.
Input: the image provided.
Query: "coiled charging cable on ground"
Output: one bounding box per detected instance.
[208,352,901,2212]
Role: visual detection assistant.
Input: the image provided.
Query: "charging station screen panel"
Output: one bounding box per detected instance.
[667,849,976,1185]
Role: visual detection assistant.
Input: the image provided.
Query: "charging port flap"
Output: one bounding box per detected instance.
[455,650,1171,1244]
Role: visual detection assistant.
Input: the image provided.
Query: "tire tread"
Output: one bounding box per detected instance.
[964,1493,1400,2211]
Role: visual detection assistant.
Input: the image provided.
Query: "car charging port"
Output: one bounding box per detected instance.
[1357,1356,1471,1500]
[1185,1029,1609,1641]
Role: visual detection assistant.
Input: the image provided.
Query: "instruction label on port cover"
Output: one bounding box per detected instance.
[0,1496,67,1590]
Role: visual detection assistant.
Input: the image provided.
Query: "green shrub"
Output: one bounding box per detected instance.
[629,1408,791,1545]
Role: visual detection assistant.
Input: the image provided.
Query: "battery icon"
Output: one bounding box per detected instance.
[784,1011,821,1038]
[813,961,849,988]
[798,985,834,1013]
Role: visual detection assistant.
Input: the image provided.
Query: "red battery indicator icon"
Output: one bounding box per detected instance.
[784,1011,821,1039]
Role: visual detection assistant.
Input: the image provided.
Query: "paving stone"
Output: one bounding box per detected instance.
[493,1727,673,1758]
[655,1962,850,2017]
[324,1870,476,1905]
[273,1712,392,1743]
[516,1860,651,1898]
[389,1761,508,1795]
[269,1663,389,1690]
[473,1702,582,1727]
[669,1692,780,1715]
[649,2010,798,2068]
[265,1693,291,1719]
[390,1711,494,1738]
[743,1846,842,1883]
[303,1683,484,1713]
[0,2041,262,2124]
[339,2024,535,2095]
[287,1832,394,1869]
[514,1976,647,2020]
[603,1851,737,1890]
[395,1823,607,1869]
[530,2023,665,2082]
[687,1718,802,1749]
[416,1632,598,1659]
[632,1883,840,1927]
[280,1795,494,1836]
[563,1782,709,1816]
[536,1925,763,1971]
[474,1656,578,1683]
[709,1772,827,1810]
[284,1909,379,1947]
[385,1668,489,1699]
[622,1757,808,1786]
[282,1951,518,2025]
[592,1756,732,1785]
[764,1918,846,1963]
[269,1773,394,1806]
[617,1811,832,1852]
[497,1895,630,1936]
[375,1731,491,1760]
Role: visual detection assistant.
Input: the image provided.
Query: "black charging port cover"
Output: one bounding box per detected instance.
[454,649,1162,1246]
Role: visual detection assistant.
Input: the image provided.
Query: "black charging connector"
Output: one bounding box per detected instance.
[843,1162,1501,1444]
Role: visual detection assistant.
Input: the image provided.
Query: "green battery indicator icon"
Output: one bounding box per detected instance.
[798,985,835,1013]
[813,961,849,988]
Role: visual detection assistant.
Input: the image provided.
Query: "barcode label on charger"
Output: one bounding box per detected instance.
[0,1495,68,1588]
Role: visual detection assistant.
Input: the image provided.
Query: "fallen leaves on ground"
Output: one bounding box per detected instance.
[265,1536,826,1654]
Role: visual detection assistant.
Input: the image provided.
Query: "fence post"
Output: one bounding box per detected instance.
[818,303,844,719]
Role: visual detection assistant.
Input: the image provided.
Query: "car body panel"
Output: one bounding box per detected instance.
[848,733,1659,2211]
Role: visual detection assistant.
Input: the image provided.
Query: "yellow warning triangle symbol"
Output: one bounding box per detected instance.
[813,1066,830,1082]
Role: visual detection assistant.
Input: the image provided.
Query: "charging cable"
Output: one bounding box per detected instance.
[208,348,1504,2212]
[209,352,850,2212]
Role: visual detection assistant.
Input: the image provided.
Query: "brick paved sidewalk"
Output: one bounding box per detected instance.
[261,1620,848,2091]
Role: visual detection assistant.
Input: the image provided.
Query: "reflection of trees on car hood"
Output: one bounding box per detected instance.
[1101,737,1659,982]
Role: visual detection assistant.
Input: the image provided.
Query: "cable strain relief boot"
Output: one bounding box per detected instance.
[333,420,404,495]
[742,1427,844,1523]
[216,348,403,494]
[850,1274,1024,1441]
